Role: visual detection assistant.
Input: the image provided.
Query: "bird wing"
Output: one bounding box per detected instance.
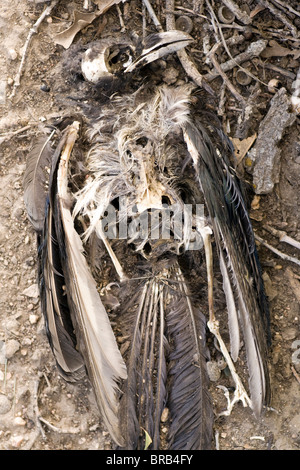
[183,118,271,416]
[25,121,127,446]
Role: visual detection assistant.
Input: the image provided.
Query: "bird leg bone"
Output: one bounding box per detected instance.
[96,222,128,283]
[198,224,252,415]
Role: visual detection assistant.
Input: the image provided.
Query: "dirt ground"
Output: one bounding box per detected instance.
[0,0,299,451]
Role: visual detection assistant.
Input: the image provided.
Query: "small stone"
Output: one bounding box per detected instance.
[162,67,179,85]
[282,327,298,341]
[22,283,39,299]
[5,339,20,358]
[10,435,24,448]
[207,361,221,382]
[289,414,300,433]
[5,318,19,332]
[14,417,26,426]
[8,49,17,60]
[0,394,11,414]
[161,407,169,423]
[40,83,50,92]
[25,256,35,267]
[29,314,39,324]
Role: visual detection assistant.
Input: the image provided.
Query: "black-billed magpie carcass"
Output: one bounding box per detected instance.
[23,30,271,450]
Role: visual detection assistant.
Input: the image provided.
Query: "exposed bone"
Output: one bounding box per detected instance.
[198,224,252,414]
[96,222,128,282]
[263,225,300,251]
[255,234,300,268]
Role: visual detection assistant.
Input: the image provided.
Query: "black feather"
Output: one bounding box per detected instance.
[167,274,213,450]
[37,130,86,381]
[23,130,57,232]
[119,265,213,450]
[184,118,271,415]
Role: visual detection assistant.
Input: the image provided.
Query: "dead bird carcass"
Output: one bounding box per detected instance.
[23,31,271,450]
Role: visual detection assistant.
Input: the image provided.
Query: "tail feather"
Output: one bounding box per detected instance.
[119,265,213,450]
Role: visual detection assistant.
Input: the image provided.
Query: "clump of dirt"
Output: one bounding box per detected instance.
[0,0,299,450]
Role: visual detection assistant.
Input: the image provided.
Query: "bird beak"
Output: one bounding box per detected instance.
[124,30,193,73]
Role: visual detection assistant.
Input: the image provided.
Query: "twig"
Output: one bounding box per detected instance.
[255,234,300,267]
[38,416,81,434]
[33,375,81,436]
[271,0,300,18]
[9,0,59,99]
[165,0,214,95]
[215,430,220,450]
[143,0,163,32]
[291,366,300,385]
[33,379,46,439]
[0,125,33,145]
[205,0,268,87]
[193,0,205,15]
[220,0,252,25]
[116,4,125,32]
[210,53,245,104]
[258,0,298,38]
[205,40,268,82]
[259,62,296,80]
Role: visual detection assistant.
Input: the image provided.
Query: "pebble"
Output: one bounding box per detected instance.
[0,394,11,414]
[5,318,19,332]
[274,436,294,450]
[14,417,26,426]
[282,327,297,341]
[10,435,24,448]
[161,407,169,423]
[29,314,39,324]
[8,48,17,60]
[5,339,20,358]
[22,283,39,299]
[207,361,221,382]
[11,255,18,265]
[162,67,179,85]
[289,414,300,433]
